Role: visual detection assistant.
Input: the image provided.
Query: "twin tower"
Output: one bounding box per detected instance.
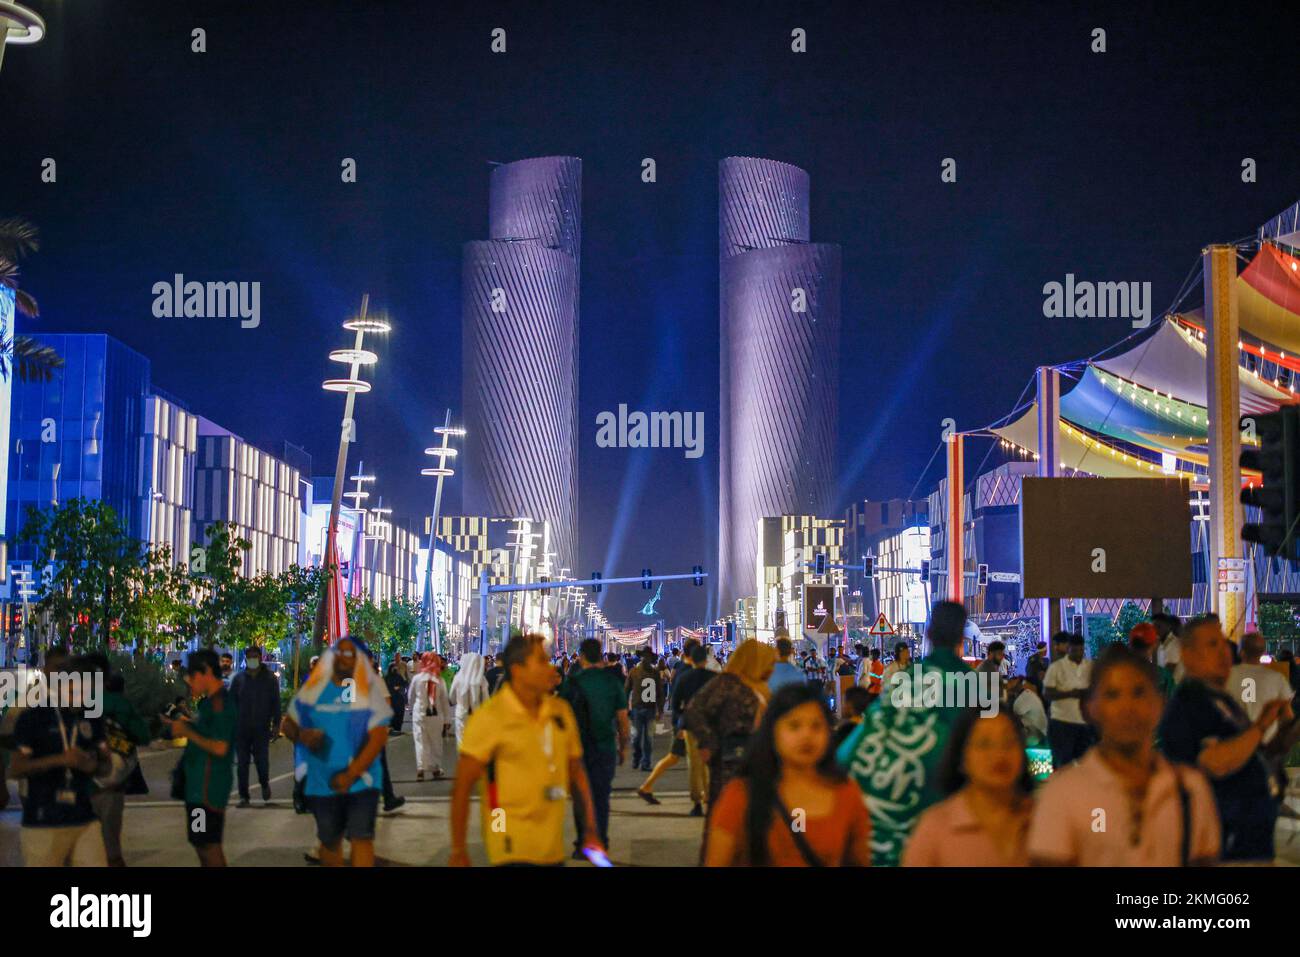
[462,156,840,613]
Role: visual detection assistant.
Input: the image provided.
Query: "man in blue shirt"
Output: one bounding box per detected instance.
[769,637,804,692]
[282,636,391,867]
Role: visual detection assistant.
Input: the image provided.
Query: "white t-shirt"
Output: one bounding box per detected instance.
[1227,663,1294,744]
[1013,688,1048,742]
[1043,657,1092,725]
[1157,635,1183,685]
[1027,749,1221,866]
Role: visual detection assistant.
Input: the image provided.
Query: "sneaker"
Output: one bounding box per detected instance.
[416,771,425,782]
[383,796,407,813]
[432,768,444,779]
[689,802,704,817]
[236,798,251,809]
[262,787,272,804]
[571,848,587,861]
[636,790,660,806]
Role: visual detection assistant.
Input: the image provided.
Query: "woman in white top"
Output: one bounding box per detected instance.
[410,653,451,779]
[1028,643,1220,866]
[448,652,489,746]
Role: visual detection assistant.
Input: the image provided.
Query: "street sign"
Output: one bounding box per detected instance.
[1217,557,1246,593]
[988,571,1021,583]
[868,612,895,637]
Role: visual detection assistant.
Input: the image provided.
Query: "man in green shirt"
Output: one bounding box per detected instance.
[161,648,236,867]
[837,601,980,866]
[560,638,629,859]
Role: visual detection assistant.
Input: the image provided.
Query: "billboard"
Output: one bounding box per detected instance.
[1020,477,1192,599]
[803,584,836,629]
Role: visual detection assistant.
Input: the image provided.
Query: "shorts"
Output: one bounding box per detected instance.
[670,735,687,758]
[308,789,380,846]
[184,804,226,847]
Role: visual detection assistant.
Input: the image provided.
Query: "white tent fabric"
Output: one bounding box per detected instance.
[1095,320,1288,415]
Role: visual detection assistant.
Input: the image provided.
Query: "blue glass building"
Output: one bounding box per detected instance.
[5,334,152,559]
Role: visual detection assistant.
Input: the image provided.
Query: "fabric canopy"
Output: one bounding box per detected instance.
[1095,319,1288,415]
[991,404,1190,479]
[1181,242,1300,356]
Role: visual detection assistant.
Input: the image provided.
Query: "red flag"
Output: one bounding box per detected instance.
[324,523,349,644]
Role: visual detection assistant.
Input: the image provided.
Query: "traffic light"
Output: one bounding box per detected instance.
[921,559,931,581]
[642,568,652,589]
[864,555,875,578]
[814,552,827,577]
[1241,406,1300,559]
[692,565,704,586]
[591,571,602,593]
[977,563,989,587]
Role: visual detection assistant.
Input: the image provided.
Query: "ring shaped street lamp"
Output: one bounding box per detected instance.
[315,294,391,650]
[420,410,465,654]
[323,379,372,393]
[0,0,44,72]
[329,348,378,365]
[343,316,392,333]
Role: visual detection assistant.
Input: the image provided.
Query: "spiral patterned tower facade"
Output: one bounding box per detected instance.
[463,157,581,569]
[718,157,839,613]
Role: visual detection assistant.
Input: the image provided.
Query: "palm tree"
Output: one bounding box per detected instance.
[0,217,63,383]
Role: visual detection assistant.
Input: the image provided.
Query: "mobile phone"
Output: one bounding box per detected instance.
[582,847,613,868]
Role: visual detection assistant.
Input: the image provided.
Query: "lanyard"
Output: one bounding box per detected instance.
[53,709,78,787]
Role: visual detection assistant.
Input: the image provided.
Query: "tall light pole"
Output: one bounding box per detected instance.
[419,410,464,653]
[367,503,392,601]
[314,295,390,644]
[343,468,375,599]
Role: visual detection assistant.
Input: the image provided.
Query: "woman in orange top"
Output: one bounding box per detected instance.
[704,683,870,866]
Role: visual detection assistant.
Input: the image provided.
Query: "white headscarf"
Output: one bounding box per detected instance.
[449,652,488,712]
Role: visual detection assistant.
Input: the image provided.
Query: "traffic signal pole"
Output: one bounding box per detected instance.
[1204,244,1245,637]
[477,570,707,653]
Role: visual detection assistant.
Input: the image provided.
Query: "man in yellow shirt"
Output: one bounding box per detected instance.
[450,634,604,866]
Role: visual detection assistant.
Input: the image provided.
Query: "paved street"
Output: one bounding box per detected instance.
[1,723,707,866]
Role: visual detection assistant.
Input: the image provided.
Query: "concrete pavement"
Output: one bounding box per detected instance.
[1,723,707,866]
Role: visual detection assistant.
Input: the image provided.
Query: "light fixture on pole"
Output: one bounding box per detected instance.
[0,1,44,74]
[316,295,391,645]
[419,410,465,654]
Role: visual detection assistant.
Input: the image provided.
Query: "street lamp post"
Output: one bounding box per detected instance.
[419,410,464,654]
[313,295,390,645]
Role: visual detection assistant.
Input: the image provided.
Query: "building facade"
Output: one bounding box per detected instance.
[193,417,302,578]
[462,156,581,571]
[718,157,841,612]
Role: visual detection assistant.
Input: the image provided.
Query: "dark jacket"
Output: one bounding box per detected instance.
[229,666,281,736]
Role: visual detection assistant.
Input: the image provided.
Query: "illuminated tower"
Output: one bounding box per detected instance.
[718,157,840,613]
[462,157,581,570]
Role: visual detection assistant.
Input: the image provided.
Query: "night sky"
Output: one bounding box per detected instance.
[2,0,1294,624]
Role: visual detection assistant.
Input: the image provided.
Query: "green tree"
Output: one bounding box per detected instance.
[190,521,252,647]
[17,499,148,650]
[279,564,325,690]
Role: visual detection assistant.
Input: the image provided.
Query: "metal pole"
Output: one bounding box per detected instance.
[421,409,453,653]
[1204,244,1245,637]
[315,294,370,642]
[478,566,490,655]
[1035,366,1062,649]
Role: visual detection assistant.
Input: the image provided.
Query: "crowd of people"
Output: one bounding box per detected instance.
[3,600,1298,868]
